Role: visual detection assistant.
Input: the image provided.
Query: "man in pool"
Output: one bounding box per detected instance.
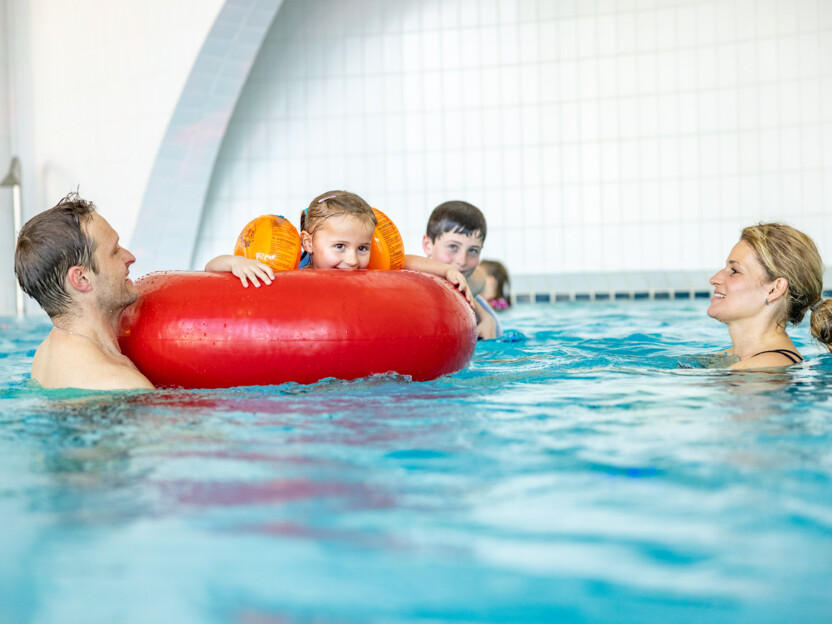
[14,192,155,390]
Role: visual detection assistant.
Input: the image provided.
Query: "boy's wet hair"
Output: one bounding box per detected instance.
[301,190,377,237]
[425,200,487,243]
[15,192,99,318]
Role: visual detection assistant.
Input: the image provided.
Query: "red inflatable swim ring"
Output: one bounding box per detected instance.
[118,270,476,388]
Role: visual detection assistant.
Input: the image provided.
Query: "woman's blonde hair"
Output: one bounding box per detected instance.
[300,190,377,237]
[741,222,831,350]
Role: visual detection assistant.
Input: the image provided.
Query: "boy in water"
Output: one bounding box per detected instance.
[422,200,501,339]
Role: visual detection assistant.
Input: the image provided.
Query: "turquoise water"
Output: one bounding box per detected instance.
[2,302,831,623]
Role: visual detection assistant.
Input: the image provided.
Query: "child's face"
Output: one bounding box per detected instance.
[302,215,374,270]
[422,230,483,278]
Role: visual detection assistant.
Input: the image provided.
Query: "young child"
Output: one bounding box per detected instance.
[421,200,501,339]
[206,191,473,305]
[479,259,511,310]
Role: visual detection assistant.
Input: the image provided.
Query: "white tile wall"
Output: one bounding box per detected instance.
[194,0,832,298]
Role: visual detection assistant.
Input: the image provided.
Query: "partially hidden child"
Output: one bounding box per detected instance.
[422,200,502,339]
[205,190,473,305]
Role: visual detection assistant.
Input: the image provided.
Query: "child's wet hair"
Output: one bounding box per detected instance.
[301,191,377,237]
[425,200,487,243]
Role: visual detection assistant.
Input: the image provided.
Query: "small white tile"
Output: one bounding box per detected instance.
[779,83,802,125]
[538,21,558,61]
[597,14,616,56]
[425,150,446,188]
[462,108,483,149]
[558,59,579,100]
[422,31,443,71]
[520,22,538,64]
[619,182,640,224]
[656,51,690,93]
[421,112,441,152]
[557,20,578,59]
[640,140,660,180]
[443,110,464,149]
[403,112,425,151]
[580,100,600,142]
[561,144,581,185]
[460,68,483,107]
[719,133,740,176]
[737,87,759,130]
[637,53,657,94]
[499,66,521,106]
[656,7,676,51]
[600,142,619,181]
[616,55,638,97]
[580,143,600,183]
[640,95,660,136]
[802,171,824,213]
[699,179,721,220]
[577,58,599,100]
[599,100,618,140]
[402,74,423,113]
[441,30,461,69]
[802,125,822,169]
[738,175,761,219]
[500,107,522,146]
[716,44,738,88]
[561,101,580,142]
[482,108,503,148]
[778,36,800,82]
[619,140,639,181]
[617,12,637,55]
[717,90,739,131]
[459,28,481,68]
[482,148,505,188]
[679,136,699,178]
[503,146,523,187]
[577,16,597,58]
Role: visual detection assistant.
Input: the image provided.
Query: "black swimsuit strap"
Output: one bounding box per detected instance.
[752,349,803,364]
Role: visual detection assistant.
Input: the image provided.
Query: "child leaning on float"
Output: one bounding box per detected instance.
[205,190,473,306]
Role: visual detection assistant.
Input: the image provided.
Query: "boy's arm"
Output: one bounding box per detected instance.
[467,265,486,297]
[473,298,497,340]
[205,255,274,288]
[403,254,473,305]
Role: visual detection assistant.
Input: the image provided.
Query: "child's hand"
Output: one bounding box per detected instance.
[234,257,274,288]
[444,268,473,306]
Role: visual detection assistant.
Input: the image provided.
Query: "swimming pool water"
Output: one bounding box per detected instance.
[2,302,831,623]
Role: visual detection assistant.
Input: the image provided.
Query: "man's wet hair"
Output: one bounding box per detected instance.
[425,200,487,243]
[15,192,99,318]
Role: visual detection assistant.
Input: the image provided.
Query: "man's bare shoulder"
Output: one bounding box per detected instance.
[32,334,154,390]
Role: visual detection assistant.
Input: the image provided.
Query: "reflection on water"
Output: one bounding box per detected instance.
[1,302,831,623]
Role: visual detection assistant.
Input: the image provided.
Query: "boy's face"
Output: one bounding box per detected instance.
[422,230,483,278]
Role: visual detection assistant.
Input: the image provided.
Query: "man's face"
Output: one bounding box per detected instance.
[422,230,484,278]
[85,214,138,312]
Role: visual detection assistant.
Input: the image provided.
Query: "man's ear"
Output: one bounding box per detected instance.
[422,234,433,257]
[66,266,92,293]
[300,231,314,254]
[768,277,789,303]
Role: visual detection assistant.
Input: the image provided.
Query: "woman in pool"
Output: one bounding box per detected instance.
[709,222,832,368]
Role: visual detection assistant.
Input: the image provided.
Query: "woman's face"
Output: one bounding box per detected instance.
[708,240,773,324]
